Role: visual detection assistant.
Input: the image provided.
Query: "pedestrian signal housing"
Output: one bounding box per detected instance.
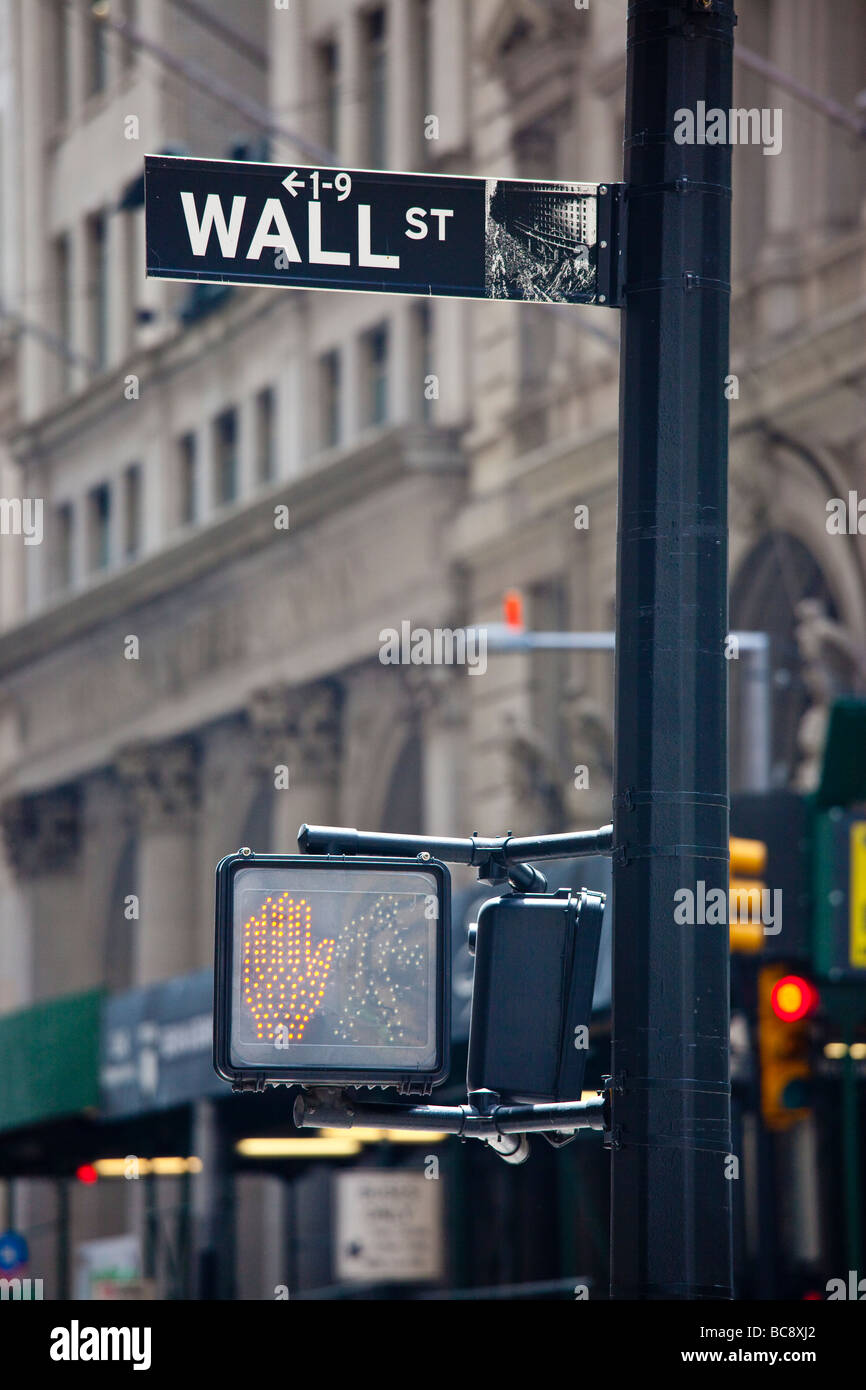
[214,852,450,1092]
[466,887,605,1103]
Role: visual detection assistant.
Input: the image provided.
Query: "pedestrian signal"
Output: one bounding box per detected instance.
[214,852,450,1092]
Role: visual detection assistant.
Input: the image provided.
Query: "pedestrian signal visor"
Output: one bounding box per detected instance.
[214,853,450,1090]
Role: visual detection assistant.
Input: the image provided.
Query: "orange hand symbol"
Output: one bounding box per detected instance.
[242,892,335,1043]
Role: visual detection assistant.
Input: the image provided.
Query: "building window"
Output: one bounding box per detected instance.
[53,233,73,395]
[54,503,74,592]
[364,8,387,167]
[86,211,109,371]
[87,483,111,573]
[178,432,197,525]
[122,0,138,69]
[85,6,108,98]
[48,0,70,124]
[319,350,341,449]
[122,464,142,560]
[318,40,340,160]
[415,302,433,421]
[254,387,276,484]
[362,323,389,427]
[213,409,238,506]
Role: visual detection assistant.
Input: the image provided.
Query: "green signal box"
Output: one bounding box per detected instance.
[811,700,866,982]
[813,808,866,980]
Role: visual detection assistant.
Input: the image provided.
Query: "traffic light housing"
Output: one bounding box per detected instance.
[730,791,813,961]
[757,964,816,1131]
[214,851,450,1093]
[729,835,767,954]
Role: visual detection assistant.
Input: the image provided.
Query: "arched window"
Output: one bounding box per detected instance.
[379,732,423,835]
[730,532,839,790]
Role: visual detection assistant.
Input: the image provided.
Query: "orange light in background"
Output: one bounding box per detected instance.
[771,974,818,1023]
[235,1136,362,1158]
[503,589,524,630]
[729,836,768,954]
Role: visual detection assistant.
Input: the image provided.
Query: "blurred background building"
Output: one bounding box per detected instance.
[0,0,863,1300]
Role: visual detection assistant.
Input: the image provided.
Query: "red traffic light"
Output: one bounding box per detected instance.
[75,1164,98,1185]
[770,975,818,1023]
[502,589,524,630]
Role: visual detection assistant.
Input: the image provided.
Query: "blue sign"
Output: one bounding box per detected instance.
[100,969,223,1117]
[0,1229,28,1272]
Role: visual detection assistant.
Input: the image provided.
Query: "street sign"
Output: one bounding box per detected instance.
[0,1229,28,1275]
[214,851,450,1091]
[145,155,620,306]
[334,1171,443,1284]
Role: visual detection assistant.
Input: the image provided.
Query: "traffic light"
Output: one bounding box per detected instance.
[757,963,817,1131]
[502,588,525,630]
[214,851,450,1092]
[729,835,767,954]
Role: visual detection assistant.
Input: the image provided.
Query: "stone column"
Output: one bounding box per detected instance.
[760,0,814,333]
[0,826,29,1012]
[116,738,200,986]
[279,342,302,482]
[248,681,341,853]
[404,667,464,835]
[387,0,413,169]
[237,393,256,500]
[338,9,363,167]
[342,317,362,443]
[106,203,131,369]
[431,0,468,154]
[433,299,468,426]
[1,787,86,1000]
[69,221,89,396]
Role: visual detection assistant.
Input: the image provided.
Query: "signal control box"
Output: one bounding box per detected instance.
[466,887,605,1104]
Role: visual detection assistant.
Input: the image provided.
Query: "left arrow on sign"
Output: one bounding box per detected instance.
[282,171,305,197]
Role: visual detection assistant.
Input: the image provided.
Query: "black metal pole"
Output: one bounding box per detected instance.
[611,0,736,1298]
